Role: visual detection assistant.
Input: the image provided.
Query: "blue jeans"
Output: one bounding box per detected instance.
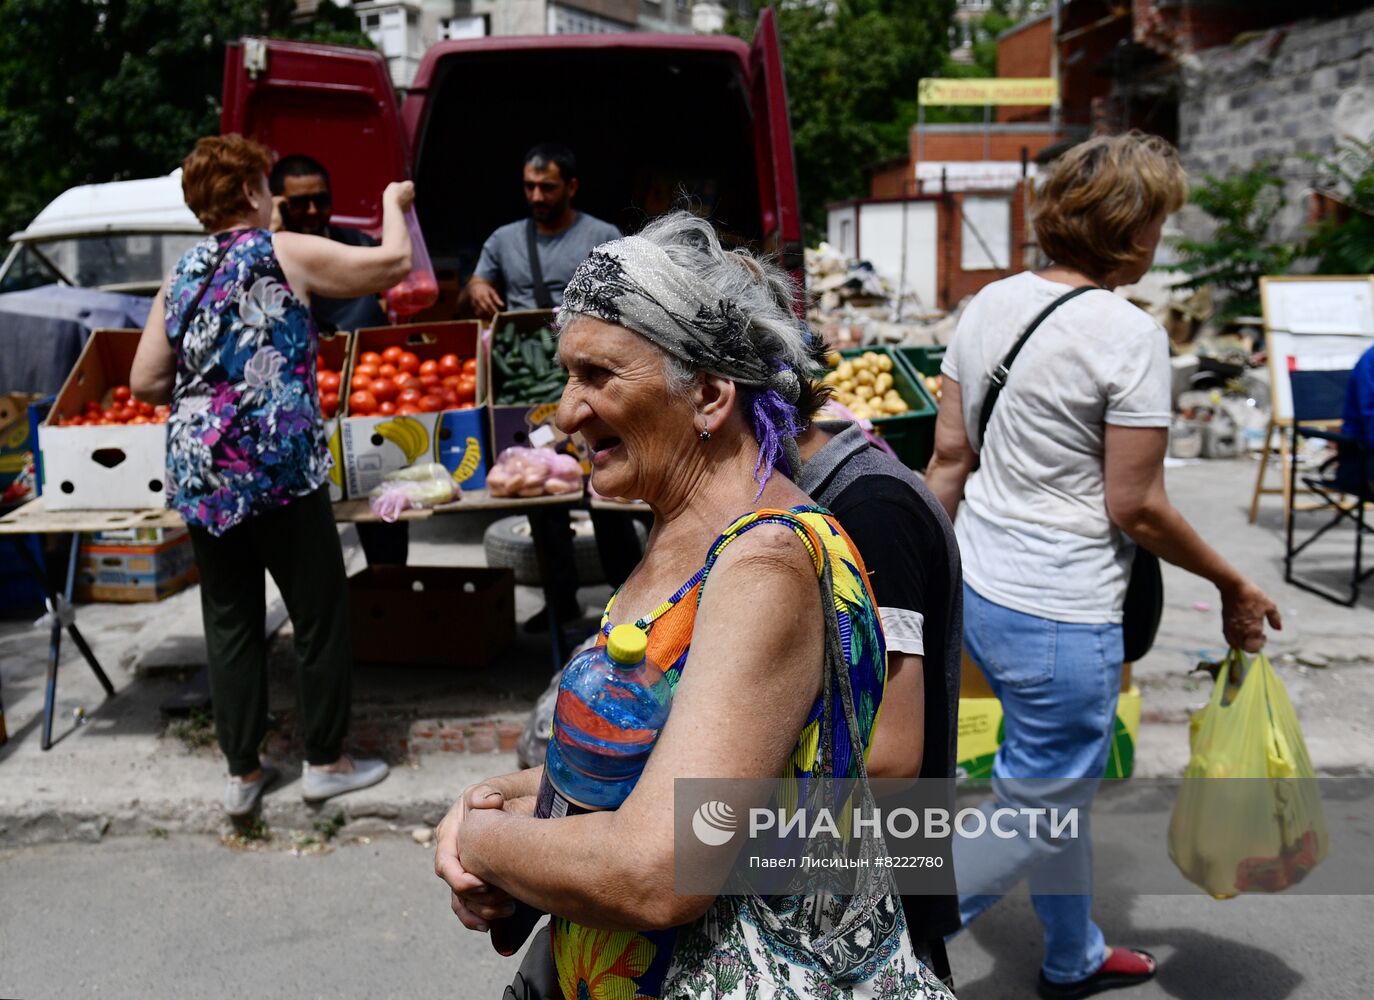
[954,583,1123,984]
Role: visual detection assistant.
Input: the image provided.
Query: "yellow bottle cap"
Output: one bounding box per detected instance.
[606,623,647,666]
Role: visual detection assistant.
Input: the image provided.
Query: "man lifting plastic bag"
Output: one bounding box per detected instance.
[1168,650,1328,898]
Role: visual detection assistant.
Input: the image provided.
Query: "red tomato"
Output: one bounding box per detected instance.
[136,400,155,417]
[377,363,398,379]
[377,400,397,416]
[439,388,459,408]
[438,353,461,376]
[115,407,136,423]
[455,374,477,405]
[350,373,373,392]
[419,358,439,376]
[393,372,418,390]
[318,371,342,392]
[112,385,131,404]
[397,351,420,374]
[353,363,379,380]
[154,405,170,418]
[370,377,398,403]
[397,387,423,406]
[129,416,150,425]
[381,346,403,364]
[349,390,378,415]
[418,372,440,389]
[395,404,422,416]
[385,274,439,317]
[441,374,461,389]
[462,357,478,377]
[359,351,383,367]
[417,394,443,412]
[320,392,340,418]
[84,400,102,414]
[100,407,118,423]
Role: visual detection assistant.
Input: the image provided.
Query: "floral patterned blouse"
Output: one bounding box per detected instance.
[163,229,330,536]
[549,507,950,1000]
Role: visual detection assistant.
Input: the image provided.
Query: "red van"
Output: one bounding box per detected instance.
[219,10,801,287]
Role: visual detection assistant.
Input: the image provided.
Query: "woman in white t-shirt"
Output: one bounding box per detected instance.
[925,132,1281,999]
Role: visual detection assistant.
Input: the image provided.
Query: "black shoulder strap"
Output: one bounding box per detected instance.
[975,285,1100,452]
[525,218,555,310]
[174,232,241,341]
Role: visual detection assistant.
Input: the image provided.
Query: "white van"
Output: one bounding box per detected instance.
[1,171,202,295]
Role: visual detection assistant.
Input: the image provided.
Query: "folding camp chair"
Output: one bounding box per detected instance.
[1285,369,1374,607]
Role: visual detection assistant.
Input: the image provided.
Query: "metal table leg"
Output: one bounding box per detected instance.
[9,532,115,750]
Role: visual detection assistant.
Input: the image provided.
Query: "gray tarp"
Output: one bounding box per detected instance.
[0,284,152,395]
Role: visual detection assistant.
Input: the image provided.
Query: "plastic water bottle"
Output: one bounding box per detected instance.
[490,624,671,955]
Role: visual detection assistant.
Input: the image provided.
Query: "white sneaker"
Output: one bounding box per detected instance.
[301,757,389,804]
[223,763,279,817]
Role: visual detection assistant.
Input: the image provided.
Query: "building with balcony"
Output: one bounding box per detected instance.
[338,0,726,87]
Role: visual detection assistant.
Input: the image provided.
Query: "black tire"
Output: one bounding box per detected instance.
[483,512,630,586]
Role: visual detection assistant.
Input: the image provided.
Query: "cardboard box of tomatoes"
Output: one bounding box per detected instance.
[487,310,584,464]
[39,329,170,510]
[339,321,489,496]
[315,330,352,501]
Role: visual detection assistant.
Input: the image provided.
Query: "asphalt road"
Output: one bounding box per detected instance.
[2,833,1371,999]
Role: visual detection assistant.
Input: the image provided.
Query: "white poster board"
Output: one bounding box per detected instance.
[960,196,1010,271]
[1261,276,1374,421]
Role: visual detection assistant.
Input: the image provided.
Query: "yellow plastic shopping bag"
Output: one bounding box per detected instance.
[1168,649,1328,898]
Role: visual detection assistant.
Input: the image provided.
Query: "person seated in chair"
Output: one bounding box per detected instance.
[1338,342,1374,496]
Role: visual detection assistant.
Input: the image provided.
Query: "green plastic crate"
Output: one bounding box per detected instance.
[895,344,945,378]
[832,346,938,471]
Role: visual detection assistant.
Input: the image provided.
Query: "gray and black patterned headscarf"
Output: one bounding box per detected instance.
[560,236,802,404]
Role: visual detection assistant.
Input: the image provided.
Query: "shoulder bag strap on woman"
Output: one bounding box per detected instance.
[524,218,555,310]
[174,233,242,341]
[975,284,1099,453]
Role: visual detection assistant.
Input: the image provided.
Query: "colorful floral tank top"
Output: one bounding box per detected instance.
[548,506,889,1000]
[163,229,330,536]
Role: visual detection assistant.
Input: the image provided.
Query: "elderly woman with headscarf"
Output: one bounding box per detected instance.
[433,212,952,1000]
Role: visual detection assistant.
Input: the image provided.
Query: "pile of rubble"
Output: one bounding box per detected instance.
[805,243,958,350]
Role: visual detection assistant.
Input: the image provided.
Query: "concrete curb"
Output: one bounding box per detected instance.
[0,797,462,848]
[0,750,523,848]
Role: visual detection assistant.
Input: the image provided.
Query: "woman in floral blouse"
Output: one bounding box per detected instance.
[132,135,413,817]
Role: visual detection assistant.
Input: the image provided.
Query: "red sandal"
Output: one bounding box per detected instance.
[1036,947,1157,1000]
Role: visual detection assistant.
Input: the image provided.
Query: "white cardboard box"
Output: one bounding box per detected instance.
[40,329,169,511]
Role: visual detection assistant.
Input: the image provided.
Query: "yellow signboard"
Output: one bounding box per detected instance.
[918,77,1060,107]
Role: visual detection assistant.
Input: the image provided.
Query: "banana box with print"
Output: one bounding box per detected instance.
[956,653,1143,781]
[38,329,168,510]
[487,309,585,466]
[339,321,488,496]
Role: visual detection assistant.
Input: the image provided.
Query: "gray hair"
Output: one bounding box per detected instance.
[560,211,813,398]
[634,211,811,394]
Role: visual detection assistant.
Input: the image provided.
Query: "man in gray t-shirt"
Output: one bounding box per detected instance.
[466,143,621,317]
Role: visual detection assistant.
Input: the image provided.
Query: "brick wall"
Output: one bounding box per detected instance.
[1176,5,1374,241]
[997,16,1053,123]
[869,162,914,198]
[912,129,1061,167]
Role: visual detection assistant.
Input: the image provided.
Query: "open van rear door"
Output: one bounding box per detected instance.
[749,8,803,280]
[221,39,409,232]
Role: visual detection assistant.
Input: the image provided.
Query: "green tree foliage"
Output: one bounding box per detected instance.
[1306,136,1374,275]
[1170,162,1299,322]
[731,0,956,241]
[0,0,371,237]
